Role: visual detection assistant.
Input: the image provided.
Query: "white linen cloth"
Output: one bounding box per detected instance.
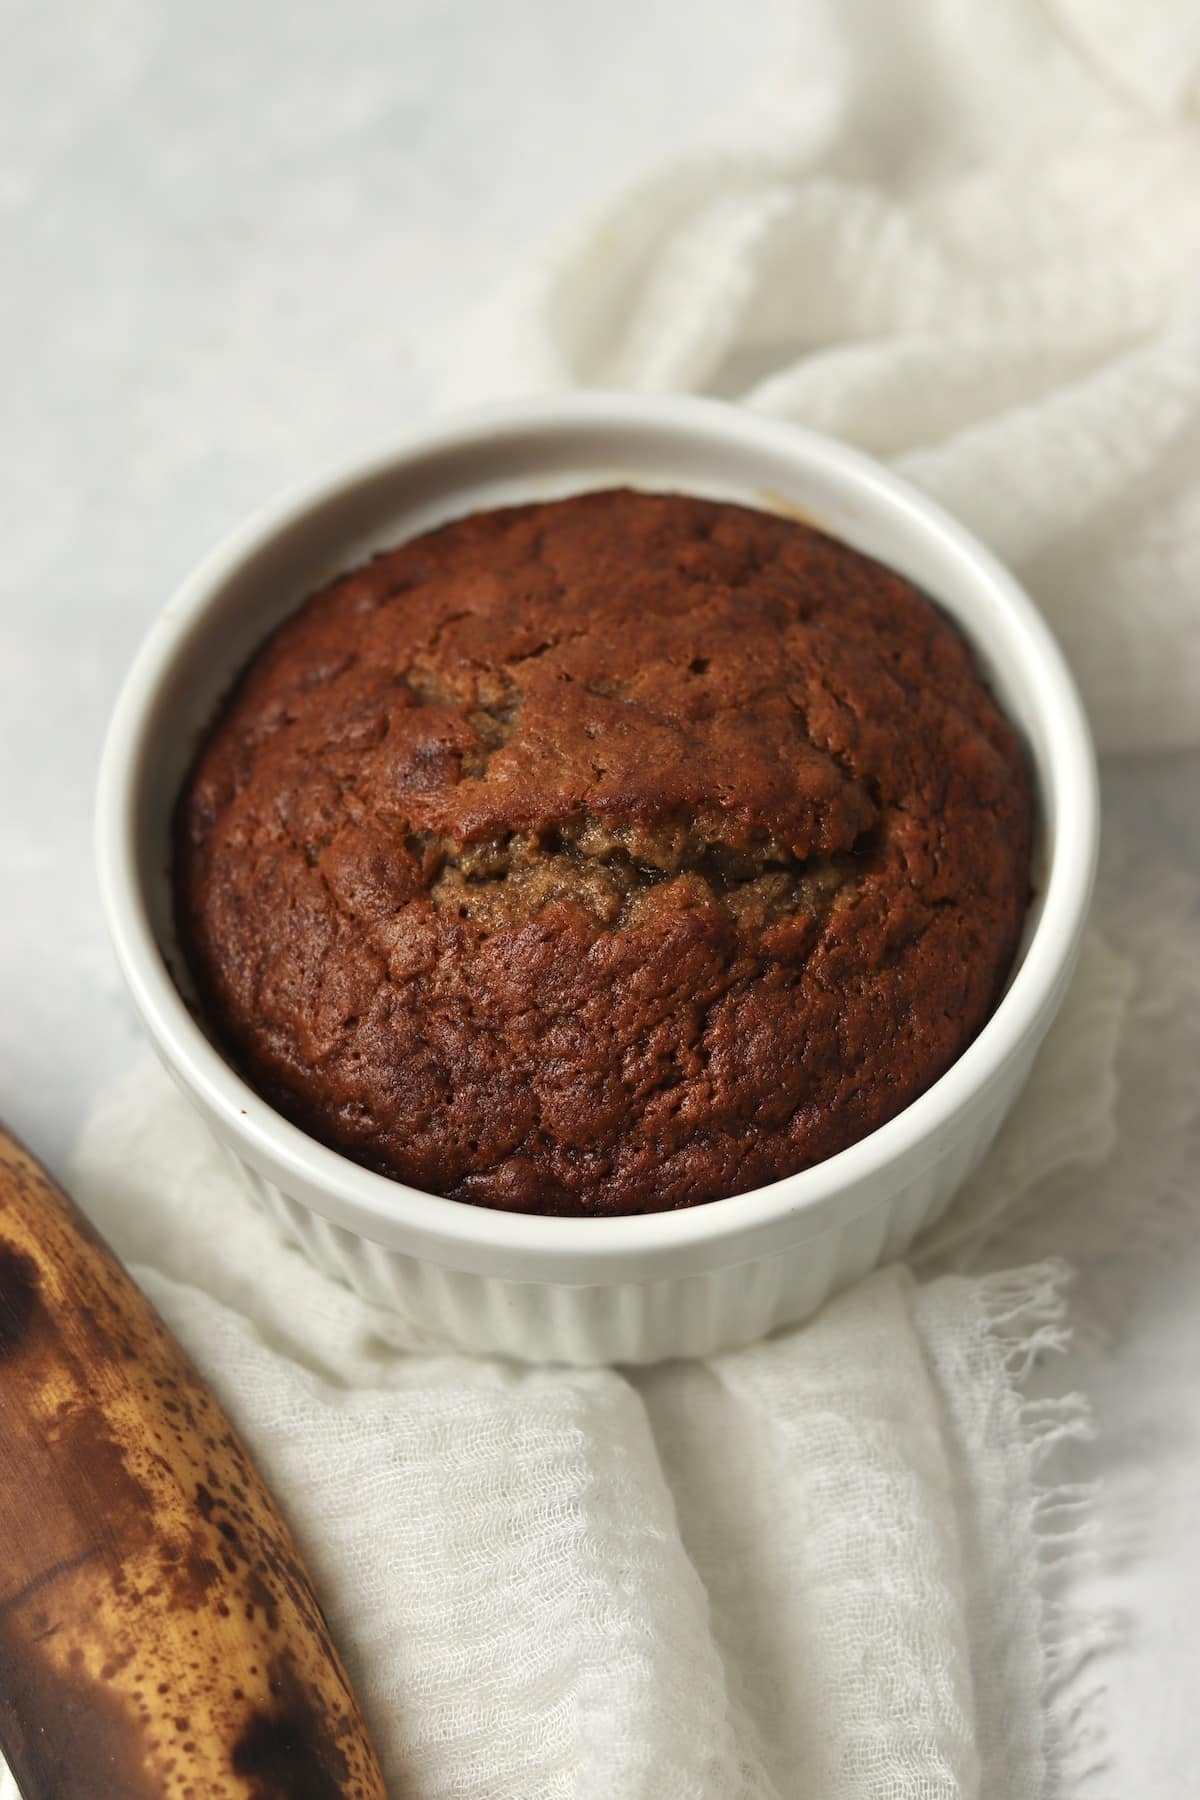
[444,0,1200,758]
[12,950,1130,1800]
[5,2,1199,1795]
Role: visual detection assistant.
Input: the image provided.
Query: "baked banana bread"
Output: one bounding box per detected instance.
[175,489,1033,1215]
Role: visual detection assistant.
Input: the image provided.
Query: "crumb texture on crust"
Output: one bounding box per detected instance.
[175,489,1033,1216]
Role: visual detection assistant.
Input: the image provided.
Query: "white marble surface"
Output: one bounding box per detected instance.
[2,3,1198,1794]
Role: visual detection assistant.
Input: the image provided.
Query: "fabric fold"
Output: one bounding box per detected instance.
[0,910,1126,1800]
[441,0,1200,755]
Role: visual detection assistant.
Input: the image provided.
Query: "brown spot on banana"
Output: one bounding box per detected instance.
[0,1244,40,1354]
[0,1126,388,1799]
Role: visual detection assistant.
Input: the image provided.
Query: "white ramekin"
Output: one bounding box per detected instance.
[96,394,1098,1365]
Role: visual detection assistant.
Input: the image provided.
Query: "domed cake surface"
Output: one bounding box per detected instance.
[175,489,1033,1215]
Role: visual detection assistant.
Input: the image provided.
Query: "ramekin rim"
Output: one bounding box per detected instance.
[95,392,1099,1271]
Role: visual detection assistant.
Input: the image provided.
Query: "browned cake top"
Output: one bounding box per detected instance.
[175,489,1033,1215]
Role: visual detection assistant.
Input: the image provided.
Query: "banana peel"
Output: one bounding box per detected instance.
[0,1126,388,1799]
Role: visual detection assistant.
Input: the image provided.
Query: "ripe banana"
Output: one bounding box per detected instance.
[0,1126,387,1799]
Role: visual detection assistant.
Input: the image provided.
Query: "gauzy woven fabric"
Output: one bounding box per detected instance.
[442,0,1200,758]
[0,926,1129,1800]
